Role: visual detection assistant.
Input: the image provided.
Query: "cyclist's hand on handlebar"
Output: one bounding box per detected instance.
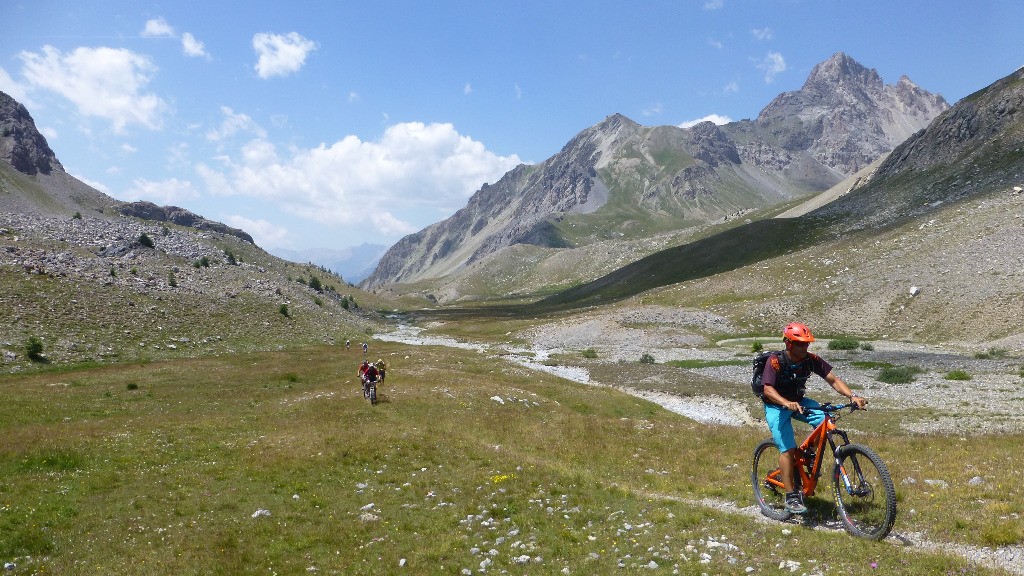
[850,395,868,409]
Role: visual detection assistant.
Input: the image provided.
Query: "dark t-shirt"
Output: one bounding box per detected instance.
[761,352,832,402]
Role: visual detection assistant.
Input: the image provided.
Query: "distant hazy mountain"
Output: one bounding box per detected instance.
[270,244,389,283]
[363,52,948,291]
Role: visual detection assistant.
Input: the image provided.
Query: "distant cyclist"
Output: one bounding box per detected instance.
[759,322,867,514]
[362,342,368,355]
[375,358,387,382]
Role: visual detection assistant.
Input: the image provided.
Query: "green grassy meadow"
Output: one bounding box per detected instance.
[1,341,1019,575]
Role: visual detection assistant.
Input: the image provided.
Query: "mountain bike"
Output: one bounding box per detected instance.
[751,402,896,540]
[362,377,377,405]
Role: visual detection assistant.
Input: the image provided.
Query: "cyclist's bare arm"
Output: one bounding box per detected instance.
[824,372,867,408]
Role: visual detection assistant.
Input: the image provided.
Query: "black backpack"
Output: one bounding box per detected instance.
[751,351,779,398]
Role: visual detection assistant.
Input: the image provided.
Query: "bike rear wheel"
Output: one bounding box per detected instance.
[752,439,792,521]
[832,443,896,540]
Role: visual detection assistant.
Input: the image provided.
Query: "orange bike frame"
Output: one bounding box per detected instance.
[765,413,838,497]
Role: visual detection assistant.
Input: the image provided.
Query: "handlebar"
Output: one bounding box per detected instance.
[817,402,861,413]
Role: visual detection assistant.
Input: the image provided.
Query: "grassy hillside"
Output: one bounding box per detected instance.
[0,341,1017,574]
[0,210,387,371]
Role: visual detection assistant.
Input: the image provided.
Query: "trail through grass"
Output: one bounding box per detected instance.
[0,342,1018,574]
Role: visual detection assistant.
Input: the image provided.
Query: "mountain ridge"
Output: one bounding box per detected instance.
[363,52,948,293]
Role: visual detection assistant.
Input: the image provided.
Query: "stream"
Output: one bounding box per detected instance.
[377,324,755,427]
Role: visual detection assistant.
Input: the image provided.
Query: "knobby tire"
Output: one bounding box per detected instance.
[752,439,792,521]
[832,443,897,540]
[369,382,377,405]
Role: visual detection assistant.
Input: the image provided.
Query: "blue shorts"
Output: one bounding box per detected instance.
[764,398,825,452]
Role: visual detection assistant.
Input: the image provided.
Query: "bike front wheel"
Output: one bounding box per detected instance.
[369,383,377,405]
[752,439,792,521]
[832,443,897,540]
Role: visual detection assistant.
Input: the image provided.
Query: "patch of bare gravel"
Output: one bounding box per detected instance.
[518,305,1024,434]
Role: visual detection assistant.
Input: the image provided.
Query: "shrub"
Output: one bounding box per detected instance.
[974,348,1007,359]
[25,336,44,361]
[138,233,154,248]
[341,297,349,310]
[944,370,972,381]
[751,341,763,353]
[72,212,82,220]
[279,304,290,318]
[828,338,860,350]
[225,251,237,265]
[582,348,598,359]
[639,353,655,364]
[860,342,874,351]
[168,271,177,288]
[199,256,210,267]
[313,297,323,307]
[308,276,323,293]
[876,365,923,384]
[126,383,139,390]
[109,266,116,277]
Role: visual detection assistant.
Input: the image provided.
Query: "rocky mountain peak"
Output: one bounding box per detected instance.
[754,52,948,174]
[802,51,882,92]
[0,91,61,175]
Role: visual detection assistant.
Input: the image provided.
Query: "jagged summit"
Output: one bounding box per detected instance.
[802,52,883,92]
[0,91,61,176]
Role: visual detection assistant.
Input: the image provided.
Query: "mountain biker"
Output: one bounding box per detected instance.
[760,322,867,514]
[375,358,387,382]
[359,361,379,396]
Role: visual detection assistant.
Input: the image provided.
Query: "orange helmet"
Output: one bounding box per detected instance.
[782,322,815,343]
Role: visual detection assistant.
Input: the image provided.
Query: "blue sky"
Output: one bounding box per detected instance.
[2,1,1021,254]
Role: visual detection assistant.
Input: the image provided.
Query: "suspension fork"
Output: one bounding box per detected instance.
[830,430,862,494]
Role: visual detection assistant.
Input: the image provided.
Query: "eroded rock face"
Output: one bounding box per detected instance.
[0,91,60,176]
[118,201,255,244]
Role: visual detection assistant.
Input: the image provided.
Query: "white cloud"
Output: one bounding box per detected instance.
[642,103,663,116]
[0,68,33,106]
[348,91,360,103]
[252,32,317,79]
[125,177,200,204]
[723,80,739,93]
[223,215,289,248]
[752,27,773,41]
[141,18,175,38]
[707,38,723,50]
[514,83,522,99]
[679,114,732,129]
[71,173,111,194]
[121,143,137,153]
[464,83,473,95]
[140,18,209,59]
[756,51,787,83]
[181,33,210,59]
[38,126,58,141]
[206,106,267,142]
[17,45,166,133]
[196,122,522,239]
[704,0,724,9]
